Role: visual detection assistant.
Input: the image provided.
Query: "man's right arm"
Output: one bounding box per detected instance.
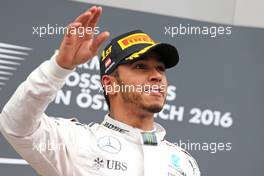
[0,6,109,175]
[0,51,80,175]
[0,5,109,136]
[0,51,74,137]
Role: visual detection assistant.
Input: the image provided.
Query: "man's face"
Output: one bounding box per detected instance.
[115,53,168,113]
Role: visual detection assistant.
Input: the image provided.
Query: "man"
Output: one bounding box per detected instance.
[0,6,200,176]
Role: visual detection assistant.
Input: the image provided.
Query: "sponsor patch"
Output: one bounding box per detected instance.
[101,45,112,61]
[117,33,155,50]
[105,57,112,68]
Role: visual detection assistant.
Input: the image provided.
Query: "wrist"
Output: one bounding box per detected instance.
[56,56,76,70]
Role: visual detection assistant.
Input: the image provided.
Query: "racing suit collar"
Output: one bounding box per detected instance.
[101,114,166,145]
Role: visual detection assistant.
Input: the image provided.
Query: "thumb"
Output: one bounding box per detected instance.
[90,31,110,54]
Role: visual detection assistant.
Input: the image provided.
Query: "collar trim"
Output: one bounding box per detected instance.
[101,114,166,145]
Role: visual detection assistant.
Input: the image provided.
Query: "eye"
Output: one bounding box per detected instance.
[135,63,147,69]
[157,65,166,73]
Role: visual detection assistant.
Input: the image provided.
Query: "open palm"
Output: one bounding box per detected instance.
[57,6,109,70]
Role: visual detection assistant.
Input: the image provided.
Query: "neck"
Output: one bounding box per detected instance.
[109,103,154,131]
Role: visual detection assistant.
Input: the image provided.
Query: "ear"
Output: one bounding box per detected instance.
[101,75,117,96]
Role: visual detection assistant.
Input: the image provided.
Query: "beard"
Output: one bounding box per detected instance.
[116,77,165,113]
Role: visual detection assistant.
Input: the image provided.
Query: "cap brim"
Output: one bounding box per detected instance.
[147,43,179,68]
[120,43,179,69]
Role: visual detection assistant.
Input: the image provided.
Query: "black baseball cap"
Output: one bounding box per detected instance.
[100,30,179,76]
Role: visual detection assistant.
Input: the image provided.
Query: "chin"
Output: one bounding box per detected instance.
[143,103,164,113]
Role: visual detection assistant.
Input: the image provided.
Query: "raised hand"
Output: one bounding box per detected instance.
[56,6,109,70]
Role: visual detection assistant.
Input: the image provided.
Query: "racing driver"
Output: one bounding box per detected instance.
[0,6,200,176]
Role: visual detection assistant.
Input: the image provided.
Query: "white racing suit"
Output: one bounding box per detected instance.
[0,52,200,176]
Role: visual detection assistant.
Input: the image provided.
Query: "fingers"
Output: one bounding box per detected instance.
[74,6,96,24]
[74,6,101,28]
[90,31,110,53]
[87,6,102,29]
[73,6,102,39]
[82,6,102,40]
[63,22,82,46]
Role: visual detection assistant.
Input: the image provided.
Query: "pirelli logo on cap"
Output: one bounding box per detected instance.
[117,33,155,50]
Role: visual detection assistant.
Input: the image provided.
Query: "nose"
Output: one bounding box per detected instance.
[148,68,162,82]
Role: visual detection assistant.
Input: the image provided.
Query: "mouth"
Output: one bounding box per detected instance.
[144,87,164,97]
